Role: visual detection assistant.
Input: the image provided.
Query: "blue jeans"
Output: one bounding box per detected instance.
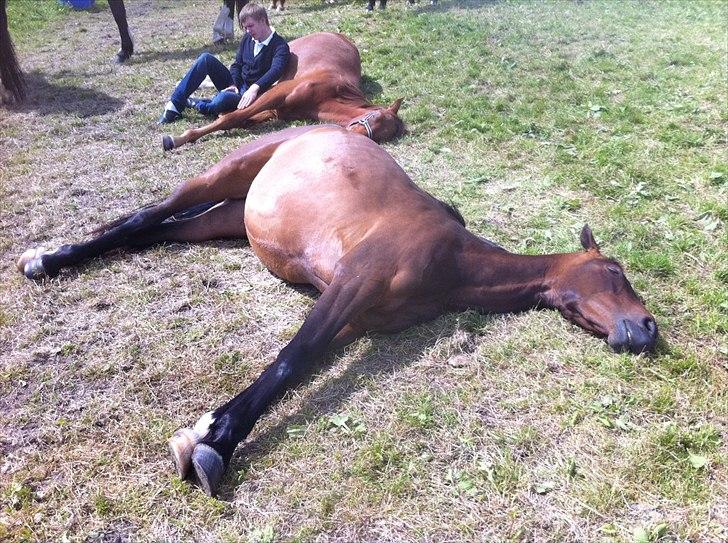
[170,53,245,116]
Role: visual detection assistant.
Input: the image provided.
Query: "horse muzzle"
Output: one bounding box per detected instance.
[607,317,658,354]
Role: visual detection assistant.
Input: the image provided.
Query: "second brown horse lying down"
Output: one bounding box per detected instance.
[162,32,405,151]
[18,125,658,496]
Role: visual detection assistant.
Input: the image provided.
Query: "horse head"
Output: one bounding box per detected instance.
[347,98,405,143]
[543,225,658,354]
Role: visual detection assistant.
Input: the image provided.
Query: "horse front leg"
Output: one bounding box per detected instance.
[169,254,384,495]
[163,109,252,151]
[163,79,303,151]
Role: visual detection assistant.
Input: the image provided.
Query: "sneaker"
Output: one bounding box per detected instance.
[157,109,181,125]
[186,97,204,110]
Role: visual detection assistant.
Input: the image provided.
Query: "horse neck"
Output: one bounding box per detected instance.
[450,234,566,314]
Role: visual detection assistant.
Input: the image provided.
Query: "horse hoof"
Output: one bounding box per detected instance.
[168,428,198,479]
[191,444,225,497]
[162,135,175,152]
[114,48,133,64]
[16,247,47,279]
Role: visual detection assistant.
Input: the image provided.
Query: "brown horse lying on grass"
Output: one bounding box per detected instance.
[162,32,405,151]
[18,125,658,496]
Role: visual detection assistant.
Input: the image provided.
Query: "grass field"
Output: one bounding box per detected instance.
[1,1,726,541]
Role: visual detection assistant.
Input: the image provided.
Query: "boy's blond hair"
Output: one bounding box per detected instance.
[239,4,269,27]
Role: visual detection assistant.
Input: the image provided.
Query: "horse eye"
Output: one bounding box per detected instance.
[607,266,622,276]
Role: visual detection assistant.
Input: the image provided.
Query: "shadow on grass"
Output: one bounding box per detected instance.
[6,71,124,117]
[360,75,383,100]
[410,0,501,12]
[132,43,237,64]
[218,314,481,500]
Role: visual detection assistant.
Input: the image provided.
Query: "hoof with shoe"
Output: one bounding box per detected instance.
[168,428,198,479]
[17,247,49,279]
[191,444,225,497]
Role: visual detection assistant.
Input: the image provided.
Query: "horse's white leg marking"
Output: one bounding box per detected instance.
[192,411,216,438]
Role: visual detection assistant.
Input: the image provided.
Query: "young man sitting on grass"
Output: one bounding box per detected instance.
[158,3,289,124]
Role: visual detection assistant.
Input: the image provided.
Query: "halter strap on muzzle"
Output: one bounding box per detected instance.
[348,112,376,139]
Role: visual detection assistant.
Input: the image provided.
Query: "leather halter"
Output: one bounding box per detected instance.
[348,111,376,139]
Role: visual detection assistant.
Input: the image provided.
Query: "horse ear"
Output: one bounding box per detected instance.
[580,224,600,251]
[388,98,403,114]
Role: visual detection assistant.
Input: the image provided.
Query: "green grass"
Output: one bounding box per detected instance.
[1,0,727,542]
[6,0,70,41]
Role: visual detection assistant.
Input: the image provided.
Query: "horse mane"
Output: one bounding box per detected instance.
[436,198,466,227]
[434,201,505,251]
[334,80,369,106]
[0,0,26,102]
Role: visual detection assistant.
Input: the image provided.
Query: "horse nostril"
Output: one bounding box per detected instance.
[643,317,657,336]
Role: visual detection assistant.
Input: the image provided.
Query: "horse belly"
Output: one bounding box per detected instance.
[246,224,344,289]
[244,174,351,288]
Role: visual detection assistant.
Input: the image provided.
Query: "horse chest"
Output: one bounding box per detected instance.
[356,295,448,334]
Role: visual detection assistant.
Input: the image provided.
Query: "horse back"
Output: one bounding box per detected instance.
[283,32,361,83]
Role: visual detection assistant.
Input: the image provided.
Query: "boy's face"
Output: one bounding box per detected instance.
[241,17,269,41]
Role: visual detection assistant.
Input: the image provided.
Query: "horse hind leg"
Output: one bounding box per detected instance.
[16,202,176,280]
[109,0,133,63]
[16,191,236,280]
[16,196,248,280]
[128,198,247,248]
[17,131,288,280]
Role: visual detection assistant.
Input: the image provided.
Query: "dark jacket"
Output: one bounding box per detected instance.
[230,32,289,92]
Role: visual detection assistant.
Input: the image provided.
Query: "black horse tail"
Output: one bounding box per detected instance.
[0,0,26,103]
[90,201,222,236]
